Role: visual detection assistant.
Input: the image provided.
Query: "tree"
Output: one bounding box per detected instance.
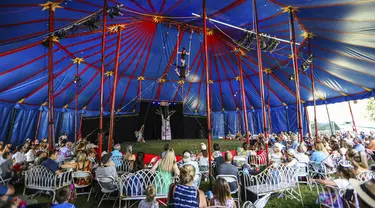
[366,97,375,121]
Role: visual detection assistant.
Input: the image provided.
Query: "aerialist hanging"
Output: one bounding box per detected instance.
[175,29,193,79]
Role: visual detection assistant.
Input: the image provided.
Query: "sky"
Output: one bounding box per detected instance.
[306,98,375,131]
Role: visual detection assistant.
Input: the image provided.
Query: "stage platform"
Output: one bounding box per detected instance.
[120,139,242,162]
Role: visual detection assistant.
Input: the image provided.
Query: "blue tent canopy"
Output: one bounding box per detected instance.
[0,0,373,144]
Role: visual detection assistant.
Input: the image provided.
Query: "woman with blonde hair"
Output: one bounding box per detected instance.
[168,165,207,208]
[211,178,236,208]
[270,145,282,164]
[152,149,179,194]
[311,142,328,164]
[346,149,368,174]
[138,185,159,208]
[61,151,92,171]
[123,145,136,161]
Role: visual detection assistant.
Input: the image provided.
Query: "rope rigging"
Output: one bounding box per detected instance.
[175,29,194,80]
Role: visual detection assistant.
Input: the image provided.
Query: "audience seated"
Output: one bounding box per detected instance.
[179,151,200,188]
[167,165,206,208]
[152,149,179,195]
[311,142,328,164]
[51,186,76,208]
[295,144,309,164]
[41,150,61,174]
[134,152,147,172]
[210,178,236,208]
[350,178,375,208]
[0,153,13,180]
[95,153,117,190]
[346,149,369,174]
[123,145,136,171]
[217,151,238,192]
[138,185,158,208]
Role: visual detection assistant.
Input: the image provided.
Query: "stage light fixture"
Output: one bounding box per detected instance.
[299,54,314,71]
[73,75,82,84]
[83,15,101,32]
[265,38,280,53]
[289,73,295,81]
[108,4,123,19]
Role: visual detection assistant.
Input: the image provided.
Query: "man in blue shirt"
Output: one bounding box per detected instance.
[41,150,61,174]
[353,137,365,152]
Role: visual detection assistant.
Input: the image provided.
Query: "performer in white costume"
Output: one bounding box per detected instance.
[155,107,175,140]
[135,125,145,143]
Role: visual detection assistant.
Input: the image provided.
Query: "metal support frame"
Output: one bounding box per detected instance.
[35,110,43,141]
[348,101,357,133]
[325,104,334,136]
[75,63,79,142]
[99,0,107,162]
[203,0,213,183]
[308,39,318,139]
[288,10,304,142]
[48,7,55,149]
[191,13,300,45]
[108,28,122,152]
[238,54,250,143]
[253,0,269,165]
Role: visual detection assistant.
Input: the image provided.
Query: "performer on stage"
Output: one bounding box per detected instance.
[135,125,145,143]
[156,107,175,140]
[178,48,190,66]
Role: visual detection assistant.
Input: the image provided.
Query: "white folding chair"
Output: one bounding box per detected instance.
[356,171,375,183]
[116,160,132,175]
[72,171,92,201]
[216,175,240,206]
[296,162,313,190]
[242,193,271,208]
[96,177,119,208]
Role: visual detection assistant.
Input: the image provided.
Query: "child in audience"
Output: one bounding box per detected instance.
[210,178,236,208]
[138,185,158,208]
[51,186,76,208]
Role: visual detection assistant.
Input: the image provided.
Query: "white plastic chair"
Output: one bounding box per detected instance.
[242,193,271,208]
[296,162,313,190]
[72,171,92,201]
[96,176,119,208]
[216,175,240,206]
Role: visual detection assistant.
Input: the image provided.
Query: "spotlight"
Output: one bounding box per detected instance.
[73,75,82,84]
[289,74,295,81]
[299,54,314,71]
[152,102,155,104]
[158,102,160,105]
[265,38,280,53]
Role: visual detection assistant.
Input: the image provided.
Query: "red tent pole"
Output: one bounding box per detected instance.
[203,0,213,179]
[35,110,42,141]
[288,9,304,142]
[238,54,250,143]
[308,40,318,140]
[253,0,269,165]
[348,101,357,133]
[99,0,107,160]
[267,75,272,134]
[75,63,79,143]
[79,113,84,139]
[108,29,122,152]
[48,6,55,149]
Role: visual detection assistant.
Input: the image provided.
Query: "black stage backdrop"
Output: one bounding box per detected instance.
[138,101,184,140]
[81,102,208,143]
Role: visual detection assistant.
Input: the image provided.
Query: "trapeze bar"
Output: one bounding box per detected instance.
[192,13,300,45]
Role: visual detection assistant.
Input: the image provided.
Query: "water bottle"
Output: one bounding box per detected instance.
[206,191,213,200]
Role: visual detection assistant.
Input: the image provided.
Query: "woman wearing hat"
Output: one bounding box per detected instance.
[282,149,298,168]
[350,178,375,208]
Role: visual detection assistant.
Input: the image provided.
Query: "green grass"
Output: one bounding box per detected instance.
[19,183,318,208]
[120,139,243,155]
